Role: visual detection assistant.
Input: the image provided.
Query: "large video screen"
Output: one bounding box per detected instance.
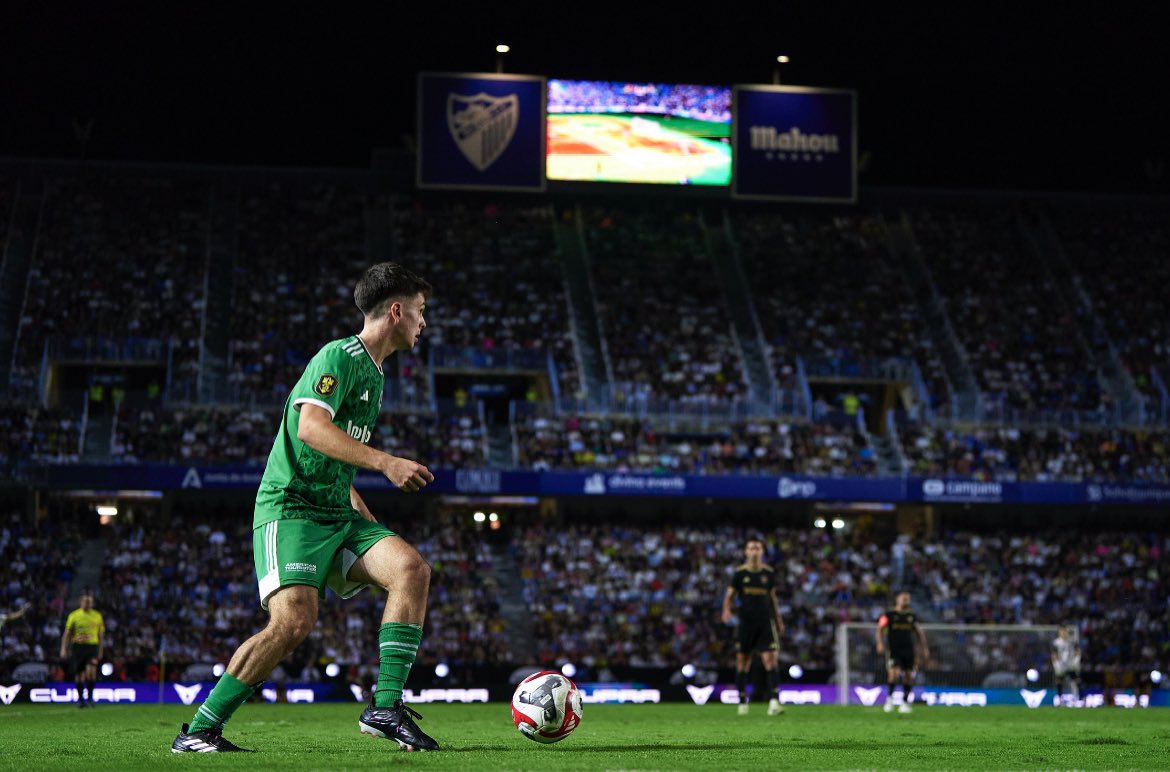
[547,79,732,185]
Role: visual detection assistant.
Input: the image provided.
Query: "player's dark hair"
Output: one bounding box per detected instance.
[744,535,765,549]
[354,262,432,316]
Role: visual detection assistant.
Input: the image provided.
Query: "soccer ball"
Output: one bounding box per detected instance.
[510,670,583,744]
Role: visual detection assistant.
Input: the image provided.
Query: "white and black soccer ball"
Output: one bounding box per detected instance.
[510,670,583,744]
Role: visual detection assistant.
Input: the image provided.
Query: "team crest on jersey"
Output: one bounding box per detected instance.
[315,374,339,397]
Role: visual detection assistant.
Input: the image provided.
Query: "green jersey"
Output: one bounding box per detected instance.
[254,335,385,526]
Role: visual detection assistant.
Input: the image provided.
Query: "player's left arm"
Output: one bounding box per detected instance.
[350,485,378,523]
[770,586,785,636]
[96,615,105,662]
[914,623,929,663]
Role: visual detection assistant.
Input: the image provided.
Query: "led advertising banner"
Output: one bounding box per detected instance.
[732,84,857,202]
[3,682,1162,707]
[416,72,546,191]
[40,465,1170,506]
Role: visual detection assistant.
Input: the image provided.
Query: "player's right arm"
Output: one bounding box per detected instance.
[875,614,888,654]
[298,405,433,492]
[721,586,736,624]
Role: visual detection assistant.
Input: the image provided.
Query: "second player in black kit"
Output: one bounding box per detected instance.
[722,537,786,716]
[875,591,929,713]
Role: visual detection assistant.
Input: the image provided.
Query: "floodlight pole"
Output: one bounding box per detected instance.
[773,55,790,85]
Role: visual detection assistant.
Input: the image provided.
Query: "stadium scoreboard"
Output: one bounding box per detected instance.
[417,71,856,202]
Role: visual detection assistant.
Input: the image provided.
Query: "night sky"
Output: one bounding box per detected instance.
[3,2,1166,194]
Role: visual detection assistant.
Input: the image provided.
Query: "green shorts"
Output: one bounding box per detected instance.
[253,517,397,609]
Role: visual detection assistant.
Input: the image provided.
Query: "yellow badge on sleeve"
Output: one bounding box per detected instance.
[314,374,339,397]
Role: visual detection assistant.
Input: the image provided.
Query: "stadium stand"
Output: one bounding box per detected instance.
[0,158,1167,701]
[582,204,749,409]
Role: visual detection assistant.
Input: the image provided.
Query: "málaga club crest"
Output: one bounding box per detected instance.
[447,92,518,172]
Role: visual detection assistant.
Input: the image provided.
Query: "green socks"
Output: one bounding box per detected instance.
[189,672,257,734]
[375,622,423,707]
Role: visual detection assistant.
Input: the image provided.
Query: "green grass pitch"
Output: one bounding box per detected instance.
[1,702,1167,770]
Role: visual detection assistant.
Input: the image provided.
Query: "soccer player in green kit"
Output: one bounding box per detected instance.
[173,263,440,752]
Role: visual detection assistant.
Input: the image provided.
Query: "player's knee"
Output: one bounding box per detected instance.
[274,613,315,644]
[267,596,318,643]
[384,551,430,592]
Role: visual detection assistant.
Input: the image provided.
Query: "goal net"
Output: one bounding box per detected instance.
[835,622,1061,704]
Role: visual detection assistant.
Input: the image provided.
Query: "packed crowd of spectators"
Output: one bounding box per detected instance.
[733,210,951,414]
[14,174,208,391]
[229,181,379,406]
[584,205,749,407]
[1040,202,1170,419]
[514,519,1169,682]
[898,527,1168,681]
[0,507,511,683]
[908,206,1105,416]
[899,423,1170,483]
[390,197,580,403]
[0,511,83,672]
[3,506,1166,691]
[515,414,877,476]
[0,403,82,476]
[110,405,488,468]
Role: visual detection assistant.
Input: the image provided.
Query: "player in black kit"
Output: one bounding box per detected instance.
[875,591,929,713]
[722,537,786,716]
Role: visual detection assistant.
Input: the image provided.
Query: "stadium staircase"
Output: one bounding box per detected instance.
[0,176,44,395]
[554,208,612,408]
[80,414,113,461]
[883,213,983,421]
[703,209,782,414]
[870,433,906,476]
[485,541,538,661]
[486,422,515,468]
[1018,211,1147,425]
[198,183,239,403]
[68,537,108,603]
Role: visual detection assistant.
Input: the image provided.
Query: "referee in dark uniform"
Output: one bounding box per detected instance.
[722,536,786,716]
[875,590,929,713]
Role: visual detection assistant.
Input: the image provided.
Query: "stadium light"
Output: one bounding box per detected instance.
[813,518,827,529]
[831,518,846,530]
[773,54,791,85]
[488,512,499,522]
[96,505,118,517]
[496,44,510,73]
[473,511,486,523]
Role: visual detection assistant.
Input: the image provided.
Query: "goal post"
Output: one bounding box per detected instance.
[836,622,1061,705]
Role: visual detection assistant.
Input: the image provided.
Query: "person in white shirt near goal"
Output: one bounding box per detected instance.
[1051,624,1082,706]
